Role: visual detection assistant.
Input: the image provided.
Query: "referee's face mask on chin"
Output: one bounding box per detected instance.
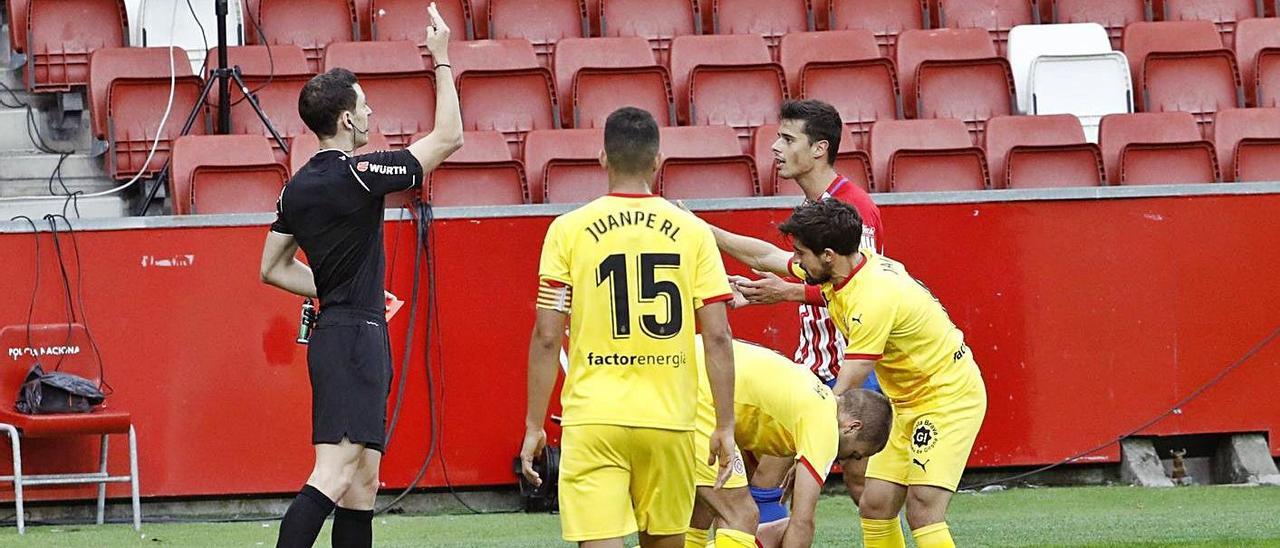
[343,83,374,150]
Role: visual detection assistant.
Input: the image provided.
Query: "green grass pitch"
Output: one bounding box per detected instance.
[2,485,1279,547]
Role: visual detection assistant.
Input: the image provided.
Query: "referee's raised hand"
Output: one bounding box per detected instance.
[425,2,452,61]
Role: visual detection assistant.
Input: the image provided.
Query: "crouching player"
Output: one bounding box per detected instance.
[688,336,892,547]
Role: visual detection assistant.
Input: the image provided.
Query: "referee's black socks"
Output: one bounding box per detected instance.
[333,506,375,548]
[276,484,335,548]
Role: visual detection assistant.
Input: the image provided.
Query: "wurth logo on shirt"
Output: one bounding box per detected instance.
[355,161,408,175]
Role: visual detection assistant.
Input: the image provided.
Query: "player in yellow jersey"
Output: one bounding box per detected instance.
[687,336,892,548]
[693,198,987,548]
[519,108,741,548]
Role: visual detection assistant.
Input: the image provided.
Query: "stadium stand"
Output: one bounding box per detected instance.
[370,0,474,61]
[984,114,1104,188]
[524,128,606,204]
[897,28,1015,143]
[827,0,928,58]
[1124,21,1244,136]
[780,30,900,150]
[870,118,990,191]
[323,40,435,149]
[1234,17,1280,107]
[711,0,813,54]
[133,0,244,76]
[252,0,357,72]
[1099,111,1220,184]
[205,45,312,164]
[170,134,286,215]
[26,0,128,92]
[657,125,759,198]
[416,130,528,206]
[598,0,700,67]
[1049,0,1149,49]
[451,39,560,157]
[487,0,588,68]
[935,0,1038,55]
[552,37,674,128]
[87,47,205,180]
[670,34,785,146]
[1211,107,1280,182]
[1160,0,1259,49]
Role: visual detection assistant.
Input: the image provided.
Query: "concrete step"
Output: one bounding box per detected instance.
[0,194,127,219]
[0,107,91,153]
[0,152,104,181]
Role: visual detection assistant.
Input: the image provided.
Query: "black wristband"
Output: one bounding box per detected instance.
[434,63,451,70]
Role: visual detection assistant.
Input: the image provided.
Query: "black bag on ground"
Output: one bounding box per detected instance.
[16,364,105,414]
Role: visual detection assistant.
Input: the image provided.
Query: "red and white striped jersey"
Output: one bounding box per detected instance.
[794,175,884,382]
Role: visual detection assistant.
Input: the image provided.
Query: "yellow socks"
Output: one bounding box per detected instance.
[861,516,906,548]
[911,522,955,548]
[684,527,710,548]
[713,528,757,547]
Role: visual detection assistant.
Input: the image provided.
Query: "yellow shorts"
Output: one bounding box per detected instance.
[559,424,696,541]
[865,376,987,491]
[692,413,748,489]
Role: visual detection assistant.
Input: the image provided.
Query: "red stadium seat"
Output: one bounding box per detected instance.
[870,118,989,192]
[755,124,873,195]
[828,0,928,58]
[488,0,588,68]
[413,130,528,205]
[206,44,311,77]
[170,135,281,214]
[190,164,291,214]
[25,0,127,92]
[670,34,786,145]
[324,41,435,150]
[1124,21,1242,136]
[1235,18,1280,107]
[553,37,674,128]
[7,0,28,54]
[524,128,606,203]
[1211,107,1280,181]
[106,75,206,181]
[1099,112,1220,184]
[451,39,560,157]
[936,0,1038,55]
[88,47,188,141]
[781,30,901,150]
[288,132,392,176]
[254,0,357,72]
[658,126,760,198]
[599,0,700,67]
[984,114,1104,188]
[1051,0,1149,49]
[897,28,1014,142]
[1161,0,1259,50]
[712,0,813,53]
[371,0,474,62]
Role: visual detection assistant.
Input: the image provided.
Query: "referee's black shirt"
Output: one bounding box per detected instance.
[271,147,424,312]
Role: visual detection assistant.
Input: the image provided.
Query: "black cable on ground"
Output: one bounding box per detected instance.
[958,324,1280,491]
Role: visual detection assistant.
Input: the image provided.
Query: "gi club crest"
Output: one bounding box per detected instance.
[912,418,939,453]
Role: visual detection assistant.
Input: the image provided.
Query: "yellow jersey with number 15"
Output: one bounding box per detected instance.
[537,194,733,431]
[791,251,982,409]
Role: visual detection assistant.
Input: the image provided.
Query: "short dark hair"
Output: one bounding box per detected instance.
[780,99,843,166]
[298,68,359,138]
[603,107,660,175]
[840,389,892,450]
[778,198,863,256]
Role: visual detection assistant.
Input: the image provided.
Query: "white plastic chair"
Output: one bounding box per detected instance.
[1008,23,1114,113]
[1028,52,1134,143]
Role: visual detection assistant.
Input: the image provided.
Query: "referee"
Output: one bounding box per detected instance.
[258,5,461,548]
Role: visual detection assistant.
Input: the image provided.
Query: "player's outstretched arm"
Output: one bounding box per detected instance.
[832,359,874,395]
[780,464,822,548]
[706,223,792,276]
[259,232,318,298]
[407,3,464,173]
[697,302,737,488]
[520,308,563,487]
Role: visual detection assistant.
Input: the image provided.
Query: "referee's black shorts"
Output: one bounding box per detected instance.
[307,306,393,453]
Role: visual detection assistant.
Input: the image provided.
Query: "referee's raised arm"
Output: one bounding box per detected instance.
[407,2,464,173]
